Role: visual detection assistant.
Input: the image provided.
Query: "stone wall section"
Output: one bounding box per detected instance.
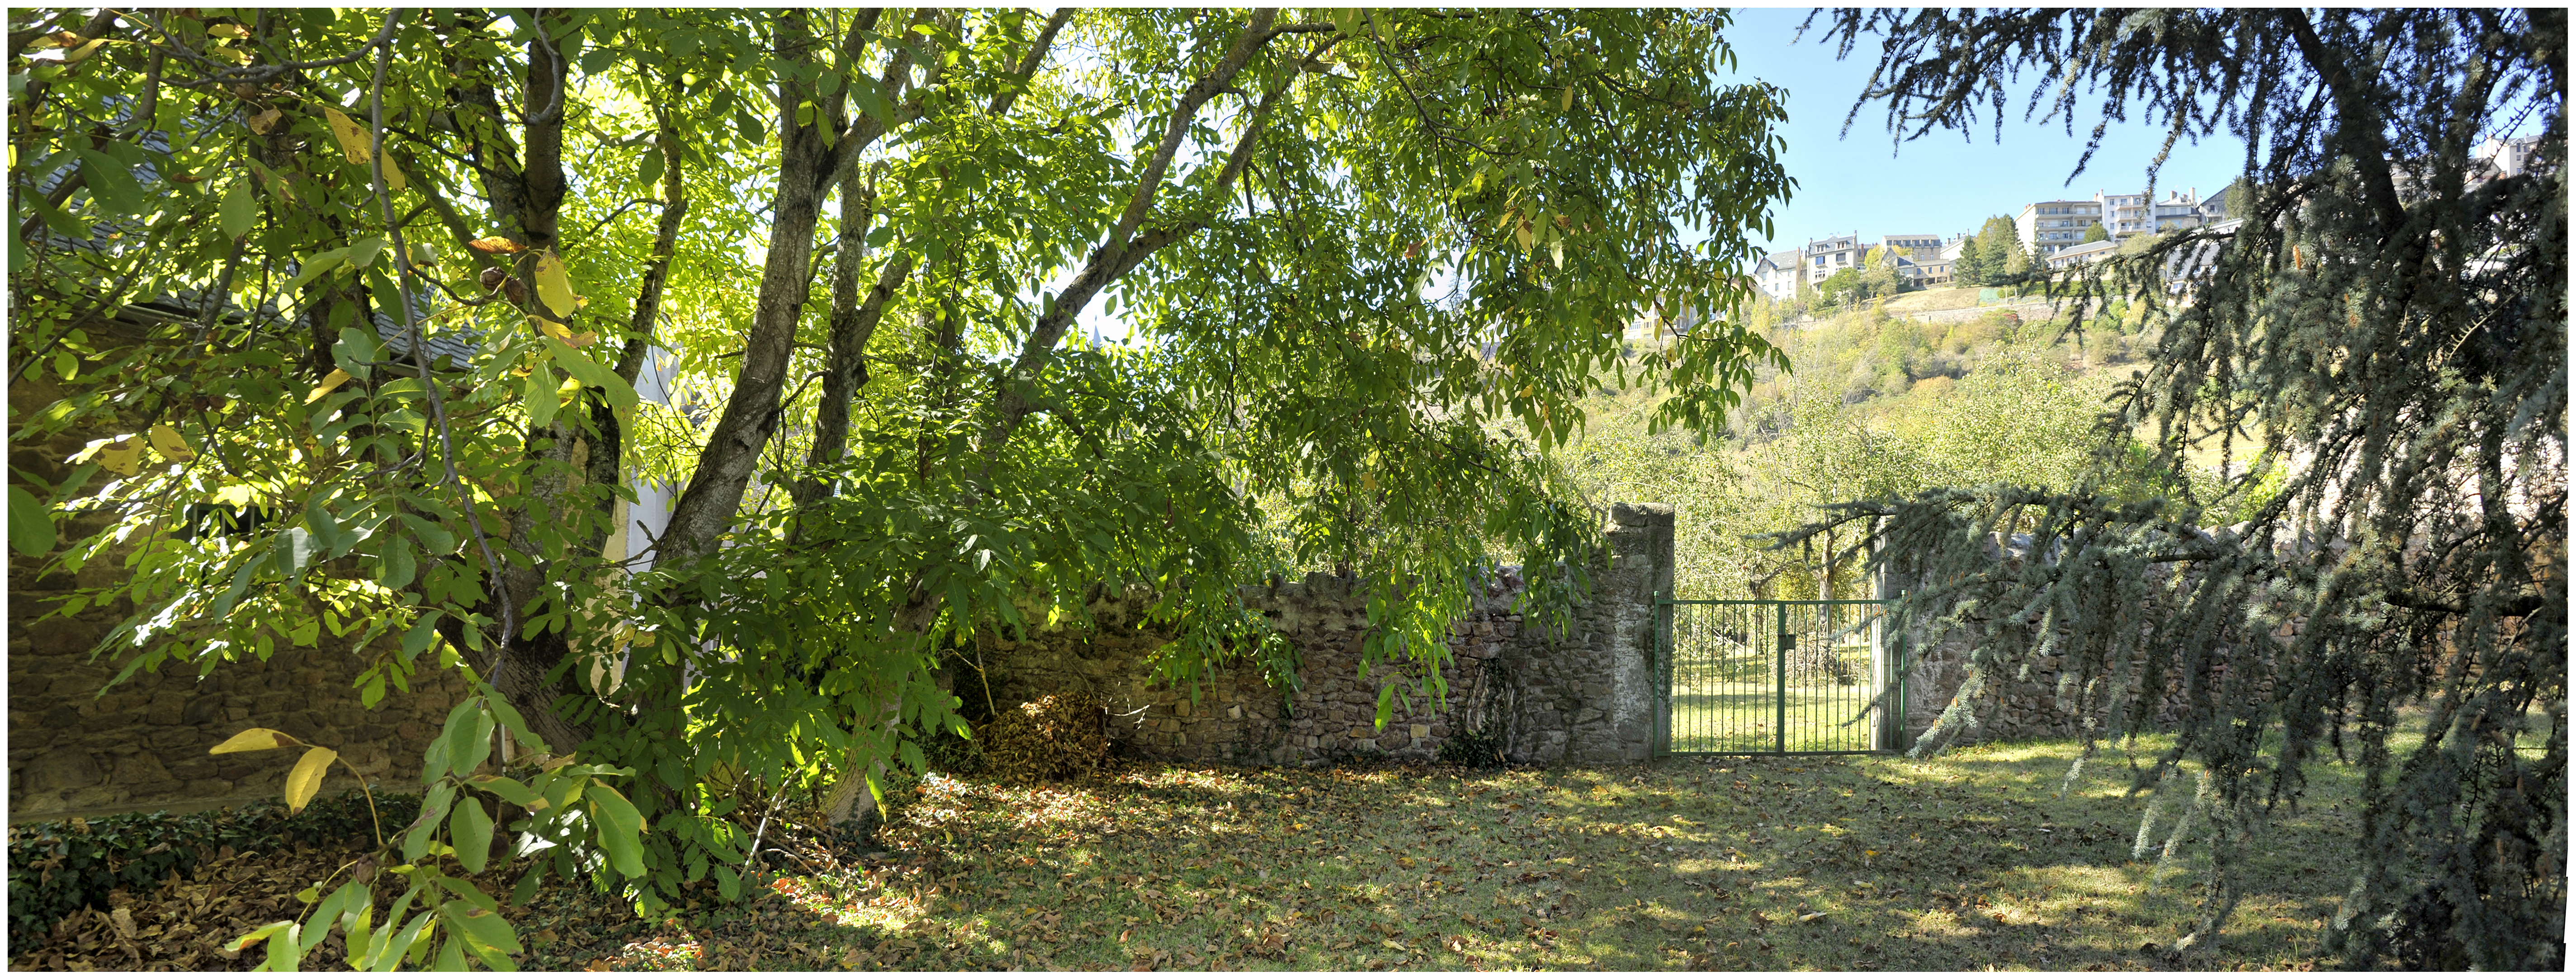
[9,373,469,821]
[1890,576,2296,746]
[965,504,1675,768]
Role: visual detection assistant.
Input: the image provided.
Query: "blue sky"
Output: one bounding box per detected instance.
[1717,8,2253,257]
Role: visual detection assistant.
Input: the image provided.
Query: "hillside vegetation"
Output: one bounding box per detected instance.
[1544,299,2269,602]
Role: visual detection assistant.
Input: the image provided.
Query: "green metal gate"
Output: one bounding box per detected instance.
[1652,598,1896,755]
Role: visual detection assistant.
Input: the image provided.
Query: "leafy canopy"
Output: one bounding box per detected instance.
[1805,7,2565,967]
[9,7,1794,959]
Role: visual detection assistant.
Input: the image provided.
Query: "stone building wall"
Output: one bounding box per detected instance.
[8,373,471,822]
[964,504,1675,767]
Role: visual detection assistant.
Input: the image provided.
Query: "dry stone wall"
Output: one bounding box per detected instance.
[8,373,470,822]
[963,504,1675,768]
[1888,566,2296,747]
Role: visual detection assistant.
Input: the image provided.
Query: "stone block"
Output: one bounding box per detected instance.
[27,747,103,792]
[110,753,172,785]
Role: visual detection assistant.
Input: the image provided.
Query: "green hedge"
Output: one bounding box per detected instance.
[5,789,419,956]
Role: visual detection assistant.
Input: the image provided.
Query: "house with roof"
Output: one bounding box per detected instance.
[2043,238,2119,270]
[1753,249,1806,300]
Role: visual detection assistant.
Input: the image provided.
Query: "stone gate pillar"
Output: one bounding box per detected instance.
[1589,503,1673,764]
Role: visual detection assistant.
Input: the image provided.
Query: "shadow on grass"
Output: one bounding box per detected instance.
[561,738,2378,971]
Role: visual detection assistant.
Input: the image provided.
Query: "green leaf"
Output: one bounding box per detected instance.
[401,613,443,663]
[480,694,548,756]
[74,147,145,215]
[713,863,741,901]
[545,337,636,408]
[261,922,305,972]
[349,235,387,271]
[378,536,417,590]
[436,872,501,914]
[280,526,315,575]
[523,368,559,429]
[403,783,454,862]
[334,325,384,380]
[282,246,356,297]
[221,180,260,239]
[585,784,647,877]
[448,699,496,776]
[9,485,56,556]
[468,773,543,808]
[432,938,468,972]
[398,514,457,555]
[305,881,368,954]
[638,147,664,188]
[303,495,347,556]
[381,908,435,971]
[510,864,546,908]
[450,797,494,873]
[544,774,587,812]
[444,900,524,956]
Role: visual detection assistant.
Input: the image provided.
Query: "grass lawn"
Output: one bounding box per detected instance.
[1668,684,1882,753]
[1880,287,1986,313]
[529,734,2372,971]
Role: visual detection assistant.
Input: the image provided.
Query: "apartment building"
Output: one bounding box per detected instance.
[2473,135,2542,183]
[2151,188,2207,232]
[2096,191,2149,237]
[2017,199,2103,256]
[1879,233,1943,255]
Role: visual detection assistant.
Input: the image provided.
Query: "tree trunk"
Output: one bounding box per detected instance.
[659,9,884,571]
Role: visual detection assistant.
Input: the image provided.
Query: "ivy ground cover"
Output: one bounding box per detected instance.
[521,735,2382,971]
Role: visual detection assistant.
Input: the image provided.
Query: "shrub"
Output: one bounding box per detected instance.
[979,693,1109,783]
[1435,727,1507,769]
[5,790,419,955]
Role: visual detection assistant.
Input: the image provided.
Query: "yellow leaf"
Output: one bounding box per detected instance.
[531,251,576,319]
[210,728,304,754]
[1561,85,1574,113]
[1513,221,1534,252]
[247,108,284,134]
[62,38,107,63]
[320,107,372,165]
[306,368,353,404]
[284,746,338,813]
[465,237,526,255]
[149,423,197,462]
[95,437,142,476]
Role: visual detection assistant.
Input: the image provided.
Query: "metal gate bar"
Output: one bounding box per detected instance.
[1654,597,1890,756]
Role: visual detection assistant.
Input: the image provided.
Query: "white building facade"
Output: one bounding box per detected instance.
[2018,199,2103,256]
